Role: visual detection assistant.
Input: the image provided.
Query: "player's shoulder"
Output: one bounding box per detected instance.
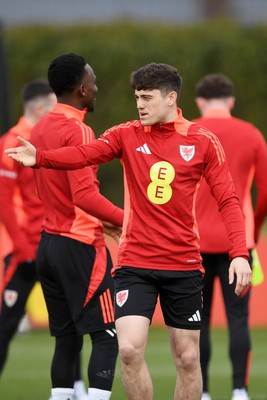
[188,120,219,141]
[0,128,21,149]
[104,119,140,135]
[229,116,265,144]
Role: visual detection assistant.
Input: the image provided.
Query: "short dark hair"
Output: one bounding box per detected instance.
[131,62,182,96]
[21,79,53,104]
[48,53,87,96]
[195,73,234,99]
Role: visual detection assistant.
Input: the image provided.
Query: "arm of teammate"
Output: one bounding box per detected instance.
[5,131,121,170]
[68,167,123,227]
[65,122,123,226]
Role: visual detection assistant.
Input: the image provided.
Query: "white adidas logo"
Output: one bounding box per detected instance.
[188,309,201,322]
[105,328,117,337]
[136,143,152,154]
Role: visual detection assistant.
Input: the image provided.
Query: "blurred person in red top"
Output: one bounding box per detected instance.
[21,54,123,400]
[193,73,267,400]
[5,62,253,400]
[0,79,56,375]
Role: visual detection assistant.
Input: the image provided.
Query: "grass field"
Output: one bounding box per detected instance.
[0,327,266,400]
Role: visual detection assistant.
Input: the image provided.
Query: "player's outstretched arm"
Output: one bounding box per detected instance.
[4,136,37,167]
[229,257,252,296]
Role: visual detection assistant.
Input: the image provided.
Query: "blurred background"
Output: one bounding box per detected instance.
[1,0,267,206]
[0,1,266,398]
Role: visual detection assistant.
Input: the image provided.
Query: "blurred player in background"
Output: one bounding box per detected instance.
[194,73,267,400]
[0,79,56,375]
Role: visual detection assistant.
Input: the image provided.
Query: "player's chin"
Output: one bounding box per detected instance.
[87,102,95,113]
[140,119,151,126]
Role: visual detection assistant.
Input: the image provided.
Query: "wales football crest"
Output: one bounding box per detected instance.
[179,145,195,162]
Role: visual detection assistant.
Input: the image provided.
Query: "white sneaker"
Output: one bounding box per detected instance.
[202,393,212,400]
[232,388,249,400]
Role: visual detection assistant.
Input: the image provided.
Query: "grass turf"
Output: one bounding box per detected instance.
[0,326,266,399]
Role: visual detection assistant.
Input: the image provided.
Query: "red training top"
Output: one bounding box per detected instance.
[35,108,249,273]
[193,108,267,252]
[31,103,123,247]
[0,117,44,262]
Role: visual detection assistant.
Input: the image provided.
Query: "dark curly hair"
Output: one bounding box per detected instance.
[48,53,86,96]
[130,62,182,98]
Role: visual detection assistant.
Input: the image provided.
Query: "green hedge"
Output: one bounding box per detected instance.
[4,20,267,204]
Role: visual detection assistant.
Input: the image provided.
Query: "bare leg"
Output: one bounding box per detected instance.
[115,315,153,400]
[169,327,202,400]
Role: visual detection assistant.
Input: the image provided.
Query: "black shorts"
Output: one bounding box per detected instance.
[37,232,116,336]
[114,267,203,330]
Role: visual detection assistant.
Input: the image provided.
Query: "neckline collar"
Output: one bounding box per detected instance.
[143,108,194,136]
[53,103,87,121]
[201,108,232,119]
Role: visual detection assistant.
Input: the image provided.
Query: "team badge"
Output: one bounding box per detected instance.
[116,290,129,307]
[179,145,195,162]
[4,289,18,307]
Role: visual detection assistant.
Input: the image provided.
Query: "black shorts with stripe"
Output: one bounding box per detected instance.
[114,267,204,330]
[37,232,115,336]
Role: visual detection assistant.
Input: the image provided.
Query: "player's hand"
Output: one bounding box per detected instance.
[4,136,37,167]
[229,257,252,296]
[103,221,122,244]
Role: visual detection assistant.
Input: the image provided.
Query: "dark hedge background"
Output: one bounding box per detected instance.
[4,19,267,205]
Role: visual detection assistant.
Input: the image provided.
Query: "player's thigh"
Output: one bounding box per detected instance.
[168,325,200,360]
[159,270,203,329]
[116,315,150,357]
[114,267,158,321]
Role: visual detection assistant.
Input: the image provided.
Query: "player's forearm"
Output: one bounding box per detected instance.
[73,190,123,226]
[36,145,92,170]
[220,201,249,260]
[36,141,114,170]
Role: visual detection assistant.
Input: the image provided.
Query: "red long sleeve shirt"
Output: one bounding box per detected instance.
[193,108,267,252]
[0,117,44,261]
[36,108,249,273]
[31,103,123,247]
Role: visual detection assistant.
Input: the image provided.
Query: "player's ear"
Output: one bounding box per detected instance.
[79,83,86,97]
[227,96,235,110]
[168,91,177,106]
[195,97,206,113]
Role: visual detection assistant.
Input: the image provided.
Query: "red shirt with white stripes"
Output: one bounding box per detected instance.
[193,108,267,252]
[36,108,249,273]
[31,103,123,247]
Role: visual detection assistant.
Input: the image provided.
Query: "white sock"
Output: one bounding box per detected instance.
[51,387,74,400]
[88,388,111,400]
[74,380,87,397]
[233,388,248,393]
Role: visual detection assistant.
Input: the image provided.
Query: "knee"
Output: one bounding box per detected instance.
[56,333,83,357]
[178,349,200,372]
[119,341,139,365]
